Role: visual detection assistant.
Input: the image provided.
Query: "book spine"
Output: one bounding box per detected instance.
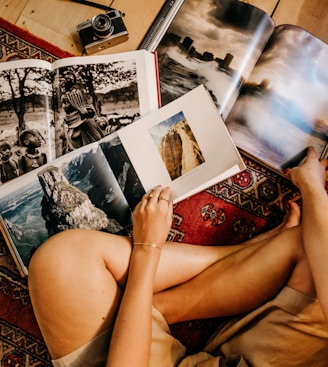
[138,0,184,51]
[0,216,27,277]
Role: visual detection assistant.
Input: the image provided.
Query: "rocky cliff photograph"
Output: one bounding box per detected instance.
[149,111,205,180]
[0,143,132,269]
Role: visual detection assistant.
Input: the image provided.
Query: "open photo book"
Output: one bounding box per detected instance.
[0,85,245,276]
[0,50,159,183]
[140,0,328,172]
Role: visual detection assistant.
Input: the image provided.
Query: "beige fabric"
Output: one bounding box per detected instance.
[179,287,328,367]
[52,287,328,367]
[151,306,187,367]
[52,328,111,367]
[52,307,186,367]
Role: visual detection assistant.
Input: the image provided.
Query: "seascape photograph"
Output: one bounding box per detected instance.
[156,0,275,117]
[226,25,328,169]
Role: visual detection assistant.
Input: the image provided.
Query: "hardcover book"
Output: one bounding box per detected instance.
[0,50,160,183]
[140,0,328,172]
[0,85,245,276]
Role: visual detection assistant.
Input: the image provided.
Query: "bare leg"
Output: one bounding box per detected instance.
[28,205,302,359]
[28,228,246,359]
[153,224,314,324]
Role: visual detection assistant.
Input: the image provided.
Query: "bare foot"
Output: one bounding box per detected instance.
[244,201,301,245]
[283,201,301,228]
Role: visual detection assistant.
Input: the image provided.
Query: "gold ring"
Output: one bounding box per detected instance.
[148,193,157,199]
[159,196,169,202]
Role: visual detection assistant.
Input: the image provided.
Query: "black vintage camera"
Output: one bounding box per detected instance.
[77,9,129,54]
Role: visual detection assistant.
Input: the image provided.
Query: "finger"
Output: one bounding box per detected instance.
[158,186,172,204]
[158,187,173,223]
[139,189,155,211]
[140,186,162,209]
[306,146,319,161]
[148,185,162,201]
[144,186,162,200]
[158,187,171,202]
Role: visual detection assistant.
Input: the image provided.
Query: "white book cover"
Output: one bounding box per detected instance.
[118,85,245,202]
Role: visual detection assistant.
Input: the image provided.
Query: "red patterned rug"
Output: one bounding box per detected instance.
[169,157,301,351]
[0,17,300,363]
[0,17,72,62]
[0,17,72,366]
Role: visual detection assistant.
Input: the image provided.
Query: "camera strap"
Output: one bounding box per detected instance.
[71,0,118,12]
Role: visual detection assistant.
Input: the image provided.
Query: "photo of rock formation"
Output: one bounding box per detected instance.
[38,165,123,236]
[150,112,205,180]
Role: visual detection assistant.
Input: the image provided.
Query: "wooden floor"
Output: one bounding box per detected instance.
[1,0,328,56]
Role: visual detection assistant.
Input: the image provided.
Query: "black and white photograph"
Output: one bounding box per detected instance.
[155,0,275,117]
[149,111,205,180]
[54,58,141,156]
[0,50,159,187]
[0,61,54,183]
[100,134,146,211]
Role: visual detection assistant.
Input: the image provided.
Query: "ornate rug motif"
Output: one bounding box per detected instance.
[170,155,300,248]
[0,17,72,62]
[0,16,301,361]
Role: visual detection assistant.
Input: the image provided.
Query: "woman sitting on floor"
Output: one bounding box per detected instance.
[28,147,328,367]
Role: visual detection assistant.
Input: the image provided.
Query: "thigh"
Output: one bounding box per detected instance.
[28,228,237,359]
[29,226,299,359]
[28,229,132,359]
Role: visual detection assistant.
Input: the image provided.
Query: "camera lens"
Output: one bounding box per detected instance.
[92,13,114,38]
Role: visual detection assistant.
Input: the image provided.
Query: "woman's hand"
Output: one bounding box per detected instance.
[287,147,328,322]
[288,147,328,192]
[132,185,173,249]
[107,186,173,367]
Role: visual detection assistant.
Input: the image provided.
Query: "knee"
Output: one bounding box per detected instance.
[28,229,92,283]
[30,228,75,262]
[28,229,131,297]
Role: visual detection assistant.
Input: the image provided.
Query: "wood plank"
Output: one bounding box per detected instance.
[272,0,328,43]
[0,0,29,23]
[240,0,279,16]
[2,0,328,54]
[7,0,166,55]
[15,0,102,55]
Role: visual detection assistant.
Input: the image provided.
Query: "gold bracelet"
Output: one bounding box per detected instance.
[134,242,161,250]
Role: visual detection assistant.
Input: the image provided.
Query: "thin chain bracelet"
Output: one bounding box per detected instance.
[134,242,161,250]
